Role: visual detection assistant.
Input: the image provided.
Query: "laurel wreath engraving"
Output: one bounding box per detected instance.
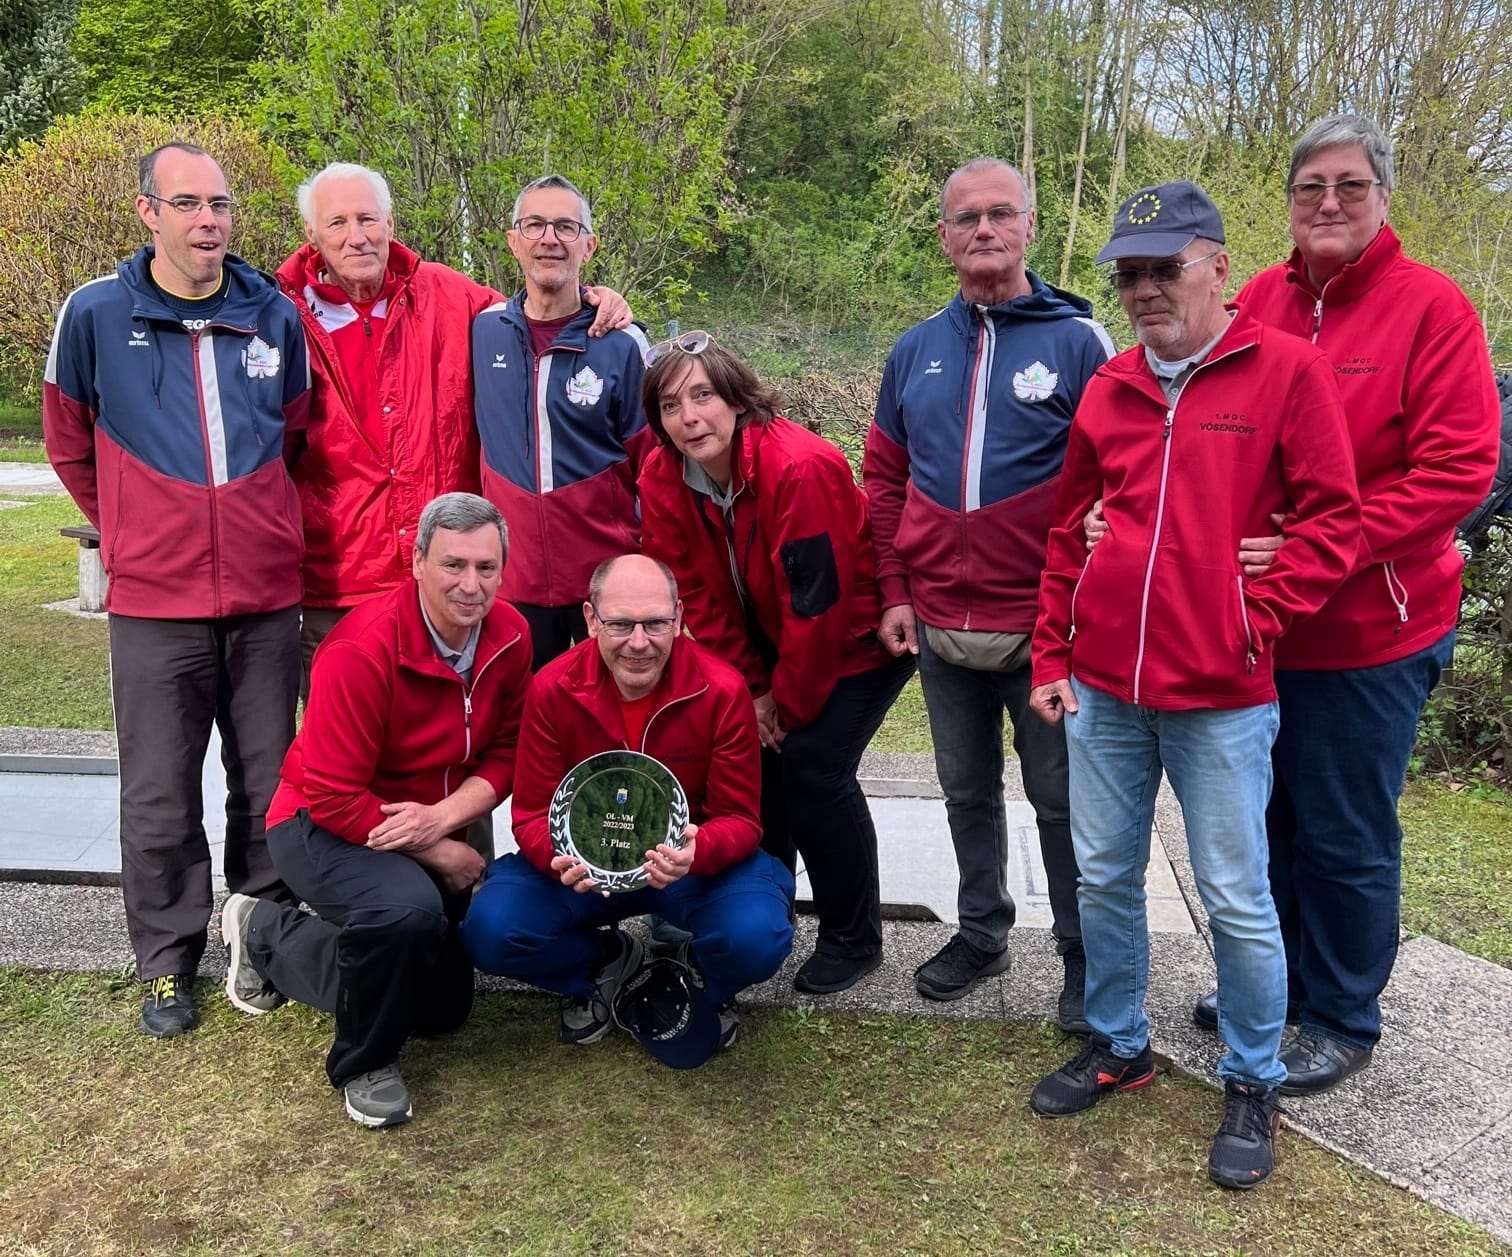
[549,752,690,894]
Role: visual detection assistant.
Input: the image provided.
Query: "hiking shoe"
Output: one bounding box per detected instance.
[1030,1039,1157,1116]
[343,1065,413,1129]
[1208,1081,1283,1189]
[220,893,285,1015]
[140,974,199,1038]
[794,948,883,995]
[560,928,645,1046]
[914,933,1011,1001]
[718,1000,739,1050]
[1056,944,1090,1036]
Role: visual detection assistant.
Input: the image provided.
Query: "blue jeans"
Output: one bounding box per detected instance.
[1270,631,1454,1049]
[1066,679,1286,1088]
[462,850,795,1006]
[916,635,1082,952]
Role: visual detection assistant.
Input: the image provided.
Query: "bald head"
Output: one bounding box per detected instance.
[585,555,683,700]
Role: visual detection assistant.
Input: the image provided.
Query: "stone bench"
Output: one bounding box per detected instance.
[59,524,107,613]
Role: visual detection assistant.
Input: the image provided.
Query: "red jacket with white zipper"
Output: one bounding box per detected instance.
[1032,306,1360,710]
[1238,225,1500,669]
[268,583,532,843]
[511,636,761,878]
[639,417,892,730]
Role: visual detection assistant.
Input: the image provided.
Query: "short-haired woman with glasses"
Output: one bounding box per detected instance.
[1185,115,1501,1094]
[639,332,916,994]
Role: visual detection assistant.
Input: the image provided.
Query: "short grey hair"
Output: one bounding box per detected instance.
[297,162,393,227]
[416,493,508,560]
[1288,115,1394,195]
[512,174,593,232]
[940,158,1034,218]
[588,555,678,607]
[139,144,212,198]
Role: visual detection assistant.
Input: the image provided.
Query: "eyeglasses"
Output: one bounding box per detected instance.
[146,194,236,218]
[944,205,1029,233]
[645,329,713,366]
[512,216,588,241]
[591,607,679,638]
[1287,179,1381,207]
[1109,249,1222,290]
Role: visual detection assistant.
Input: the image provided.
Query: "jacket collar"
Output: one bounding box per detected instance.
[500,289,596,351]
[396,584,523,681]
[120,246,279,328]
[1101,302,1262,400]
[276,239,422,308]
[558,635,712,729]
[1281,222,1402,304]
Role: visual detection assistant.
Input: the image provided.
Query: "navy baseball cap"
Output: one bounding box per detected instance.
[1095,181,1226,264]
[614,955,723,1069]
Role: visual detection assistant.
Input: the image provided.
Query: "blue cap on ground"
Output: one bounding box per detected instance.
[614,955,722,1070]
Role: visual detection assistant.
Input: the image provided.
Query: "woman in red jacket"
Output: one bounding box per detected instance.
[639,333,915,994]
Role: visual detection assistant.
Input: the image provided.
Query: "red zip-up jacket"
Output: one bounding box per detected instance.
[277,241,502,608]
[639,417,892,730]
[1238,226,1500,669]
[268,583,531,843]
[511,637,761,878]
[1032,306,1360,710]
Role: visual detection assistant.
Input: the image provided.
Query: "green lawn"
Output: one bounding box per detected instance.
[0,397,45,462]
[1401,779,1512,966]
[0,495,110,729]
[0,968,1503,1257]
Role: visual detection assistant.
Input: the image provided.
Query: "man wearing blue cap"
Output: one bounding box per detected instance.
[1026,181,1361,1188]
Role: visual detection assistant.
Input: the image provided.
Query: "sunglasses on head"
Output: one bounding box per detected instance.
[645,329,713,365]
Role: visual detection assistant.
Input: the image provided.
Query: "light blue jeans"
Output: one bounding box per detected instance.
[1066,678,1287,1089]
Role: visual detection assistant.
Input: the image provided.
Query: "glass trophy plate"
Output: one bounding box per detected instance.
[548,750,689,893]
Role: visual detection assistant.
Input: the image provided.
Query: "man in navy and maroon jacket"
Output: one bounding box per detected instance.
[44,142,310,1041]
[1026,182,1360,1190]
[219,493,532,1129]
[462,555,794,1068]
[472,175,655,669]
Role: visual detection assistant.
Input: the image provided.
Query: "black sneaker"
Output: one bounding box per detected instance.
[1030,1039,1156,1116]
[794,948,883,995]
[1209,1081,1283,1189]
[140,973,199,1038]
[1056,945,1090,1036]
[560,928,644,1046]
[914,932,1011,1001]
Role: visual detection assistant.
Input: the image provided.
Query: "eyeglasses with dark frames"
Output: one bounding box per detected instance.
[512,216,588,241]
[590,607,679,638]
[1108,249,1222,290]
[1287,179,1382,207]
[146,194,237,218]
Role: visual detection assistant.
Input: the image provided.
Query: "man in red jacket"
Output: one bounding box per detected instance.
[462,554,795,1068]
[278,163,630,692]
[218,492,532,1129]
[1026,183,1359,1190]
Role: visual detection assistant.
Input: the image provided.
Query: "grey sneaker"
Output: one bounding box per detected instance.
[560,928,646,1045]
[220,893,285,1015]
[343,1065,413,1128]
[717,1000,739,1050]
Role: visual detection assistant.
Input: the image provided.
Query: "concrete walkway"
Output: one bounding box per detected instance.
[0,460,63,495]
[2,727,1509,1245]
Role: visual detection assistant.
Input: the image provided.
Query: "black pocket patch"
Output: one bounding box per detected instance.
[781,533,841,618]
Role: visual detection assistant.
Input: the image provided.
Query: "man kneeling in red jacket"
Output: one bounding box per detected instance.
[219,492,532,1129]
[462,554,796,1068]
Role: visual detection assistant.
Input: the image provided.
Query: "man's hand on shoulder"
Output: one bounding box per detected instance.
[367,800,448,852]
[582,285,632,336]
[644,823,698,890]
[878,603,919,656]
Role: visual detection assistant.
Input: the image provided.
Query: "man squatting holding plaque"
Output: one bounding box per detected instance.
[462,554,797,1068]
[219,492,532,1128]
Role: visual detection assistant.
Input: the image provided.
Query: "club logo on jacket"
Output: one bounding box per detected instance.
[565,365,604,406]
[1012,361,1059,402]
[242,336,281,379]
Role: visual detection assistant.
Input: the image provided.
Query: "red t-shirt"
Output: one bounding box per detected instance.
[616,689,657,751]
[526,311,578,358]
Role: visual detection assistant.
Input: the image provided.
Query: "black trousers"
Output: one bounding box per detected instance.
[513,601,589,672]
[110,608,299,979]
[760,652,916,961]
[252,813,475,1088]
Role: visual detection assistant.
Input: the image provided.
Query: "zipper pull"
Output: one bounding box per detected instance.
[1162,410,1174,440]
[463,692,473,726]
[1311,297,1323,341]
[363,317,372,338]
[1246,649,1257,675]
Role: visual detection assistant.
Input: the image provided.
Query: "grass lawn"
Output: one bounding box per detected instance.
[1400,778,1512,966]
[0,397,45,462]
[0,495,111,729]
[1,968,1504,1257]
